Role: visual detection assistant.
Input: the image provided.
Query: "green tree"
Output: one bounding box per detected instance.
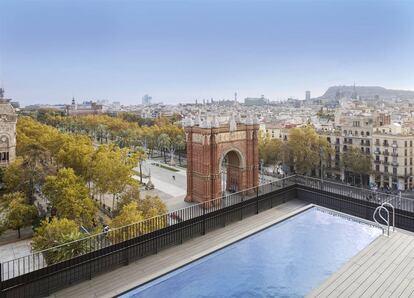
[2,192,37,238]
[43,168,96,227]
[32,218,87,264]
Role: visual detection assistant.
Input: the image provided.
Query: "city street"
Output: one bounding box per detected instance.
[134,159,192,211]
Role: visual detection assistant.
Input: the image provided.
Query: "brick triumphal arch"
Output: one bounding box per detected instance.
[183,115,259,203]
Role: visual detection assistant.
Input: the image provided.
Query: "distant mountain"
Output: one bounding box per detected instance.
[318,86,414,100]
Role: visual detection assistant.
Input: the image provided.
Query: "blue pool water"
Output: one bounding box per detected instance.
[120,207,382,298]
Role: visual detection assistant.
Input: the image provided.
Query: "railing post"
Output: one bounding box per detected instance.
[256,186,259,214]
[0,263,3,298]
[202,203,206,235]
[241,192,244,220]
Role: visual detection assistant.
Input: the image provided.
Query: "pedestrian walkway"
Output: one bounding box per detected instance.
[0,239,32,263]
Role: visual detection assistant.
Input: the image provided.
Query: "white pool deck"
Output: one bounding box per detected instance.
[50,200,414,298]
[307,228,414,298]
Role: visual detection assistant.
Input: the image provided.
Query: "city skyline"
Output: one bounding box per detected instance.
[1,0,414,106]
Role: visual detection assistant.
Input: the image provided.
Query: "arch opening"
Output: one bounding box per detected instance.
[220,150,243,195]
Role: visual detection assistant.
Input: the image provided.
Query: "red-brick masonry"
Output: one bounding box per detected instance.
[185,123,259,204]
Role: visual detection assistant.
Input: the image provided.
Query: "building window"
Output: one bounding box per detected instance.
[376,165,380,172]
[0,152,9,162]
[366,132,370,136]
[411,141,413,147]
[405,141,408,147]
[384,166,388,173]
[393,167,397,175]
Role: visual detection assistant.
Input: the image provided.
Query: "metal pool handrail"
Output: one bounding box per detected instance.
[381,202,395,232]
[373,205,390,236]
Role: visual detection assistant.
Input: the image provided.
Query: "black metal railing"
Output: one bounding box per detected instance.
[3,175,414,298]
[1,177,296,281]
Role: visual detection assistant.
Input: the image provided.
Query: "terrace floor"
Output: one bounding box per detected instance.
[49,199,310,298]
[308,228,414,297]
[50,198,414,298]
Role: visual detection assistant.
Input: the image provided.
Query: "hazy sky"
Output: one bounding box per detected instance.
[1,0,414,106]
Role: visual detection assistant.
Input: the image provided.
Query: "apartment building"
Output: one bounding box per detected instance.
[372,124,414,190]
[263,112,414,190]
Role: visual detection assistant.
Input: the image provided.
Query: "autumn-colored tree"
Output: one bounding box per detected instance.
[286,126,332,175]
[32,218,88,264]
[56,135,95,180]
[109,202,144,242]
[43,168,96,227]
[342,147,372,186]
[262,138,286,173]
[138,195,168,219]
[157,133,170,162]
[116,187,141,214]
[91,145,138,210]
[2,192,37,238]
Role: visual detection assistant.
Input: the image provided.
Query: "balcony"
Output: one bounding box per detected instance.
[392,161,399,167]
[383,161,389,165]
[392,143,398,148]
[383,142,389,147]
[375,142,380,146]
[374,149,381,155]
[383,151,390,156]
[374,159,381,164]
[391,152,398,157]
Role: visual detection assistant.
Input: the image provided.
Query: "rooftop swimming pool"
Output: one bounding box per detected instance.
[120,207,382,298]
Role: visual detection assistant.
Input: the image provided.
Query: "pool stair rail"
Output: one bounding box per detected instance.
[373,202,395,236]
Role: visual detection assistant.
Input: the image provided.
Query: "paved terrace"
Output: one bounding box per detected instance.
[50,200,309,298]
[308,229,414,298]
[50,198,414,298]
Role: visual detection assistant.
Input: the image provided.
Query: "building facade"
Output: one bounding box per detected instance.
[262,112,414,190]
[0,88,17,166]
